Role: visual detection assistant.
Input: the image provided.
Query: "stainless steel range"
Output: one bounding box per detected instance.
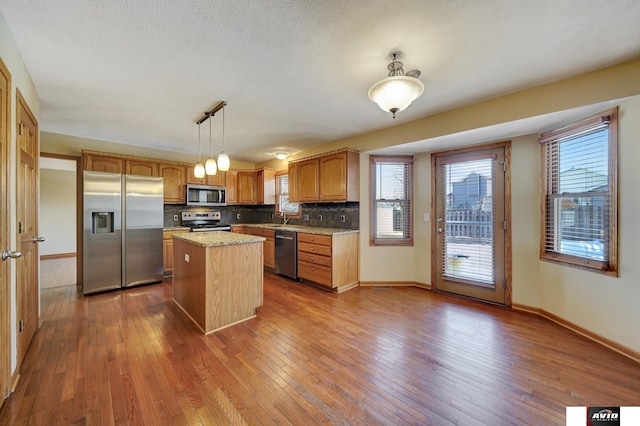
[181,211,231,232]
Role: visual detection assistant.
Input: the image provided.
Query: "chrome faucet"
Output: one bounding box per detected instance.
[283,211,289,225]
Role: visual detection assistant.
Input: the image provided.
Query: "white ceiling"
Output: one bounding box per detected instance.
[1,0,639,163]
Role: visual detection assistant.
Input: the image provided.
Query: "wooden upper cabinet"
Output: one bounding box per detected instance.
[291,150,359,203]
[187,167,226,187]
[257,168,275,205]
[159,163,186,204]
[226,171,238,204]
[207,171,226,187]
[319,151,359,202]
[125,159,158,176]
[288,162,298,203]
[297,159,320,202]
[84,154,124,173]
[237,171,257,204]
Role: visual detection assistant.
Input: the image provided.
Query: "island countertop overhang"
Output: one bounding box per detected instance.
[173,231,265,247]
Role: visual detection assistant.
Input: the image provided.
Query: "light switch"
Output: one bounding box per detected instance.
[423,213,430,221]
[184,254,190,262]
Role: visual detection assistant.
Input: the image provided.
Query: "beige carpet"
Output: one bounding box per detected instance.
[40,257,77,289]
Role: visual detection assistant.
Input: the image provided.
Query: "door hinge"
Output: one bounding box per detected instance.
[503,220,507,230]
[18,122,24,136]
[499,161,506,172]
[19,221,23,234]
[19,320,24,332]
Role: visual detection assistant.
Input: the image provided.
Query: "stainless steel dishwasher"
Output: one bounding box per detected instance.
[274,230,297,279]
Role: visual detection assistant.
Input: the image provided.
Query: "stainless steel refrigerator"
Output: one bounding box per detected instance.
[83,171,164,295]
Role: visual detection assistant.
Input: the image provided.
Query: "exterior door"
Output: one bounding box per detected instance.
[0,58,12,401]
[16,90,40,368]
[432,143,510,305]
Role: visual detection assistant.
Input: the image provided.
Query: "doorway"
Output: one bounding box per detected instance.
[39,154,79,289]
[431,142,511,305]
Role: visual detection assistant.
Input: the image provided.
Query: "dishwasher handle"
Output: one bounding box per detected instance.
[276,235,294,240]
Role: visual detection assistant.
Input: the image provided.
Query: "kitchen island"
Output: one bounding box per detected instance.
[172,231,265,334]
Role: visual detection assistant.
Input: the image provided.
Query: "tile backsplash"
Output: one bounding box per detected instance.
[164,202,359,230]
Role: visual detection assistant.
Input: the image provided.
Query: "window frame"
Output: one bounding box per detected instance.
[369,155,414,246]
[539,108,618,276]
[274,170,300,218]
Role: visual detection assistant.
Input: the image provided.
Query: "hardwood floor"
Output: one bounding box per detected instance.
[1,273,639,425]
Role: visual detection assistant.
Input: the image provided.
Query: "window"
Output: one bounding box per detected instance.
[370,155,413,246]
[275,171,299,217]
[539,108,618,275]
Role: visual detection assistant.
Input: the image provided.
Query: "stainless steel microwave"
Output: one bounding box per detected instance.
[186,184,226,206]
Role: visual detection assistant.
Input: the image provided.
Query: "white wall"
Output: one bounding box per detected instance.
[39,168,76,255]
[0,11,41,375]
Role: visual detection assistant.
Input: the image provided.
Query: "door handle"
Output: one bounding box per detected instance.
[437,228,444,233]
[1,250,22,261]
[276,235,293,240]
[32,236,46,243]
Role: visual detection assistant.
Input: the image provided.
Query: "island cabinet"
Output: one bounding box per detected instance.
[243,227,275,269]
[172,232,264,334]
[125,159,158,176]
[159,163,186,204]
[289,149,359,203]
[163,229,189,276]
[84,154,124,173]
[297,231,359,292]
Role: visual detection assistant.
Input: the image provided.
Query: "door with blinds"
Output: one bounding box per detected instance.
[432,144,509,305]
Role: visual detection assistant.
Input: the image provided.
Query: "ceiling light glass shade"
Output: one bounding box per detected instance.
[205,157,217,175]
[194,162,205,178]
[217,152,230,171]
[368,76,424,117]
[275,152,289,160]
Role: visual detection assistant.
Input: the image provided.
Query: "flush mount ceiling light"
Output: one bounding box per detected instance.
[196,101,229,173]
[368,52,424,119]
[193,123,205,179]
[274,152,289,160]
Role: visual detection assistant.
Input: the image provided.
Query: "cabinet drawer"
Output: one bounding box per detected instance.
[298,261,331,287]
[297,251,331,267]
[298,242,331,256]
[245,227,274,238]
[297,233,331,246]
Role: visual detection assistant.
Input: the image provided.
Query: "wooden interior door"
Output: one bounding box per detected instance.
[16,90,40,368]
[0,58,12,402]
[432,144,510,305]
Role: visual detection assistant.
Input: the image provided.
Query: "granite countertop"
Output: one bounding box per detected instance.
[240,223,359,236]
[173,231,265,247]
[163,226,190,232]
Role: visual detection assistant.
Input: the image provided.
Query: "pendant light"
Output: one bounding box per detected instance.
[193,123,205,178]
[368,52,424,119]
[205,113,217,175]
[217,105,230,171]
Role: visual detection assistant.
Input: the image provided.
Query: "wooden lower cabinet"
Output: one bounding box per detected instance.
[243,227,275,269]
[297,231,359,292]
[163,229,189,276]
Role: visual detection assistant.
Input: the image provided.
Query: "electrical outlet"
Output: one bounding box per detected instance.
[270,213,274,219]
[340,215,346,222]
[236,213,241,220]
[318,214,323,221]
[184,254,190,262]
[173,214,179,222]
[303,214,309,221]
